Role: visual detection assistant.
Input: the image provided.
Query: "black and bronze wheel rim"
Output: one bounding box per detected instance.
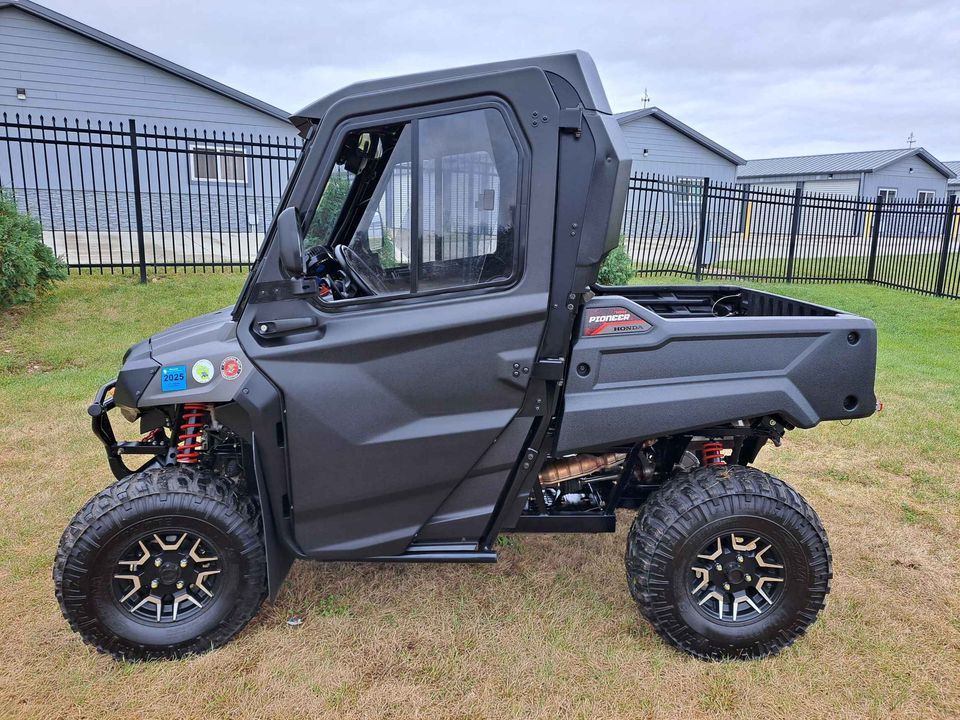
[688,531,786,623]
[111,530,222,623]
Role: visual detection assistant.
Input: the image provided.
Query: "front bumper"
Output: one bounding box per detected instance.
[88,379,169,480]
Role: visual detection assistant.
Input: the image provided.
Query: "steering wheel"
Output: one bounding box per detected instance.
[304,243,335,268]
[334,243,388,296]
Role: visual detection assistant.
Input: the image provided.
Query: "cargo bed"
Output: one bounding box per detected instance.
[599,284,843,318]
[556,284,877,453]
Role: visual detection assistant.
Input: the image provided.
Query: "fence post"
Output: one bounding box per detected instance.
[867,195,883,283]
[935,195,956,297]
[694,176,710,281]
[127,118,147,283]
[786,187,803,282]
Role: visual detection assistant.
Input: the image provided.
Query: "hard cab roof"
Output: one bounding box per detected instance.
[289,50,611,136]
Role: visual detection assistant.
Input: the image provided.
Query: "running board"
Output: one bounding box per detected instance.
[368,542,497,563]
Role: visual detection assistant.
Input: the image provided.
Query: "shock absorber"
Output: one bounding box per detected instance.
[702,440,724,466]
[176,403,210,464]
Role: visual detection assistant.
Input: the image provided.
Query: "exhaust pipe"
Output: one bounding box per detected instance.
[539,453,627,486]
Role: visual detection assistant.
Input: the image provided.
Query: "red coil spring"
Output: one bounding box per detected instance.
[702,441,724,466]
[176,403,209,464]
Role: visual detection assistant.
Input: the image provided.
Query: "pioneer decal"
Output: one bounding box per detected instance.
[582,306,651,337]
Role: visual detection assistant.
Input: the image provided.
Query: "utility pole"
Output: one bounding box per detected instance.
[641,88,651,108]
[906,132,916,148]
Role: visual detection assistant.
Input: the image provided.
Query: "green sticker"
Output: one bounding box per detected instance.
[192,359,215,384]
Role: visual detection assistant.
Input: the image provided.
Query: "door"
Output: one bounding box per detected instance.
[241,102,553,558]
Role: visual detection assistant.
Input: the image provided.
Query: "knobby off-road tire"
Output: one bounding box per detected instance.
[54,466,266,660]
[625,465,832,660]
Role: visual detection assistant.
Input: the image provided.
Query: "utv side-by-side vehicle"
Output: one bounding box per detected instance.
[54,51,877,661]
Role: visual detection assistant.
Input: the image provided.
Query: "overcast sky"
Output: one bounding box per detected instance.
[40,0,960,159]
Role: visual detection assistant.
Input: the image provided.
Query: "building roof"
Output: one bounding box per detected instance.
[0,0,290,121]
[614,107,745,165]
[739,148,955,180]
[945,161,960,185]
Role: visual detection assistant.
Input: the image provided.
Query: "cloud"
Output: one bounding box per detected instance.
[36,0,960,158]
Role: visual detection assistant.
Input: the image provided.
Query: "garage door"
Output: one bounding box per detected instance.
[802,179,860,196]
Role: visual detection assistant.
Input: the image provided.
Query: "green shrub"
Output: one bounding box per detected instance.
[597,238,635,286]
[0,194,66,311]
[305,172,352,248]
[377,230,400,269]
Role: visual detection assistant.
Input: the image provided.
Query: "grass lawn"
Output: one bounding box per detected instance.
[1,272,958,719]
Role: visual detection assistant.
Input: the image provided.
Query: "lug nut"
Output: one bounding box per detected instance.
[737,555,744,563]
[150,579,159,589]
[180,558,188,568]
[723,583,731,591]
[154,557,162,567]
[715,563,723,571]
[176,580,184,590]
[745,574,753,583]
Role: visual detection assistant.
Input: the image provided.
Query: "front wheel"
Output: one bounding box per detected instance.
[626,465,832,660]
[54,466,266,660]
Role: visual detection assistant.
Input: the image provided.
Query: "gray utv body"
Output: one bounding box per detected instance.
[91,51,877,600]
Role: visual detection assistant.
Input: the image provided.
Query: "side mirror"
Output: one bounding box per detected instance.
[277,206,304,276]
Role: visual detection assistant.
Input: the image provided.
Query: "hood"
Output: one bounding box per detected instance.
[148,307,236,354]
[114,308,253,408]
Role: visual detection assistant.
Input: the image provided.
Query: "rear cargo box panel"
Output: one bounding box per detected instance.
[556,291,877,453]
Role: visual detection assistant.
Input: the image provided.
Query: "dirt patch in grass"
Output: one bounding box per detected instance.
[0,274,958,719]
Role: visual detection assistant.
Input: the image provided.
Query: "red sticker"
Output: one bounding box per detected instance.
[582,306,651,337]
[220,356,243,381]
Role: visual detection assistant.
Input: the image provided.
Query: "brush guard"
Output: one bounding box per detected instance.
[88,379,170,480]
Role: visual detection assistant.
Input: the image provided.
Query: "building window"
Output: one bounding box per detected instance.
[189,144,247,183]
[917,190,935,204]
[877,188,897,202]
[676,177,703,204]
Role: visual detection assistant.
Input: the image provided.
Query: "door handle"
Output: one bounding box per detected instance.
[253,317,319,338]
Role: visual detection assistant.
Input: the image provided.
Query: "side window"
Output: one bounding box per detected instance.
[303,123,414,297]
[300,106,520,303]
[417,109,519,291]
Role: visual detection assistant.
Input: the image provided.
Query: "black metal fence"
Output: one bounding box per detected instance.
[621,174,960,299]
[2,114,959,300]
[0,113,302,280]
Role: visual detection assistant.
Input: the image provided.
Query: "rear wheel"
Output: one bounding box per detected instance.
[54,466,266,660]
[625,465,831,660]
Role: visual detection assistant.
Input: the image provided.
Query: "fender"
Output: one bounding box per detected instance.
[101,308,303,601]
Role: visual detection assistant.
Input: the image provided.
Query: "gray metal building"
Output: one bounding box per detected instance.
[615,107,744,183]
[0,0,302,259]
[737,148,955,200]
[945,161,959,201]
[0,0,294,136]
